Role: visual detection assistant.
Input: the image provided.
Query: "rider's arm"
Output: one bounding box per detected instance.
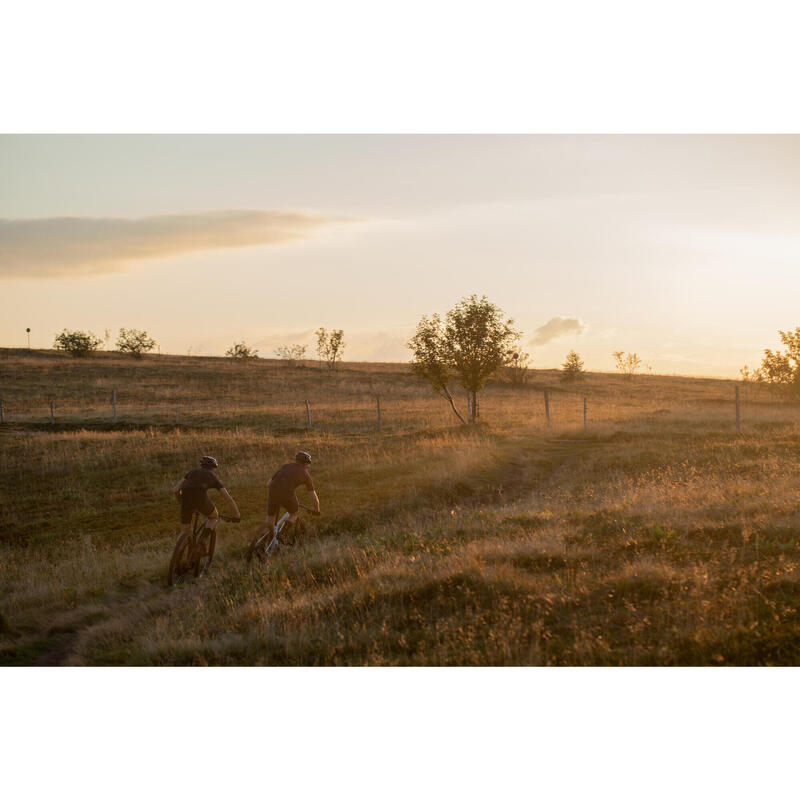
[219,487,241,519]
[172,478,186,498]
[309,489,321,514]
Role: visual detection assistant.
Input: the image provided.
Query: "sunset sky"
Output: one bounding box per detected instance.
[2,134,798,376]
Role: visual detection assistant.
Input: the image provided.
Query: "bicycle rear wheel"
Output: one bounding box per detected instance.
[193,525,217,578]
[168,532,193,586]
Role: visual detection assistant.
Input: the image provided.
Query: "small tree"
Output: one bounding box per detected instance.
[408,295,520,424]
[561,350,585,382]
[53,329,102,358]
[315,328,346,372]
[504,347,531,385]
[613,350,641,378]
[116,328,156,359]
[275,344,308,366]
[225,341,259,359]
[750,328,800,395]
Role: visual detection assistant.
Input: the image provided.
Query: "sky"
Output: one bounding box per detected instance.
[1,134,799,376]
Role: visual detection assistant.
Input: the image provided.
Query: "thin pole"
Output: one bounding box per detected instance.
[735,385,741,435]
[583,396,587,429]
[544,391,551,425]
[467,393,471,419]
[50,401,55,425]
[0,399,4,424]
[112,389,117,424]
[377,396,382,431]
[26,328,30,349]
[306,399,312,429]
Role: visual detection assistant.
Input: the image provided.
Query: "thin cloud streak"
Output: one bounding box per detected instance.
[530,316,586,345]
[0,210,350,278]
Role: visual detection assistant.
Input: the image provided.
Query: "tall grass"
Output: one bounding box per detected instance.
[1,349,799,664]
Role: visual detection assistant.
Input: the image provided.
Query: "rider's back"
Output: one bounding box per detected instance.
[270,462,314,491]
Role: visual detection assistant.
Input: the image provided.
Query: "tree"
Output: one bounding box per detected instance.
[408,295,521,424]
[53,329,102,358]
[561,350,585,382]
[116,328,156,358]
[505,346,531,384]
[315,328,346,372]
[748,328,800,395]
[613,350,641,378]
[225,341,259,359]
[275,344,308,366]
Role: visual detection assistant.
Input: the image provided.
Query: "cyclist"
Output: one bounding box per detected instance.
[172,455,240,536]
[254,451,320,542]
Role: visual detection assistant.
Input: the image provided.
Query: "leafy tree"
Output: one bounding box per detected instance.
[315,328,346,372]
[561,350,585,382]
[613,350,641,378]
[225,341,259,359]
[408,295,520,424]
[53,329,102,358]
[275,344,308,366]
[116,328,156,358]
[748,328,800,395]
[505,346,531,384]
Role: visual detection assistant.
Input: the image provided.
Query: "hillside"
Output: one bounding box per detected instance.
[1,349,799,665]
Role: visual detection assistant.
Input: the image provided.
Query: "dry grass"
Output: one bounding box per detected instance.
[2,348,799,665]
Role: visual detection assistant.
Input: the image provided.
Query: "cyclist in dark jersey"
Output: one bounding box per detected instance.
[172,455,240,537]
[253,451,320,542]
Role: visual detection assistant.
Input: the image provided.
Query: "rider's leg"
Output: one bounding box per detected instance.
[255,514,277,538]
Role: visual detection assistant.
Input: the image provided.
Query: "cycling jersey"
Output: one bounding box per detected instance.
[179,468,224,523]
[266,463,314,517]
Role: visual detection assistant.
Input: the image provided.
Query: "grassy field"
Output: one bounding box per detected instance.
[1,348,799,665]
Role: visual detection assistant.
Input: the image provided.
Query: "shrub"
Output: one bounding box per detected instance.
[225,342,259,359]
[275,344,308,366]
[116,328,156,358]
[613,350,641,378]
[315,328,346,372]
[53,329,102,357]
[505,347,531,384]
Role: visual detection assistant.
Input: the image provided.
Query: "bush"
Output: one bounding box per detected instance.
[613,350,641,378]
[505,347,531,384]
[116,328,156,358]
[53,329,102,358]
[226,341,259,359]
[275,344,308,366]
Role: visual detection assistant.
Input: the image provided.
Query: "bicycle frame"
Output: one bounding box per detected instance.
[252,511,292,557]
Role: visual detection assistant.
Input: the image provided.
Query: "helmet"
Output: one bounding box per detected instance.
[200,455,219,469]
[295,451,312,465]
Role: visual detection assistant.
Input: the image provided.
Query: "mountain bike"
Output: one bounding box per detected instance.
[246,505,317,565]
[168,512,239,586]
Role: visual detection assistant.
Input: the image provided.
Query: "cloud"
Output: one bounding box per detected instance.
[530,316,586,345]
[0,209,349,278]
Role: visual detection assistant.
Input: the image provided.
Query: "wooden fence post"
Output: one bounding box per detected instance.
[467,393,471,418]
[735,385,741,435]
[50,401,55,425]
[112,389,117,423]
[544,391,551,425]
[0,399,4,424]
[306,399,312,429]
[377,396,382,431]
[583,396,587,429]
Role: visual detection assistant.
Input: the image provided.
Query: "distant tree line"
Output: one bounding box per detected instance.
[54,328,157,358]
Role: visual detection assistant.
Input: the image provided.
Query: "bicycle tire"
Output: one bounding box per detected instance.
[168,531,194,586]
[193,525,217,578]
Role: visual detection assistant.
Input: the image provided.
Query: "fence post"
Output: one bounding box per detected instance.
[544,391,551,425]
[0,398,4,424]
[583,396,587,429]
[112,389,117,423]
[735,385,741,435]
[376,396,382,431]
[50,401,55,425]
[306,399,312,429]
[467,392,471,418]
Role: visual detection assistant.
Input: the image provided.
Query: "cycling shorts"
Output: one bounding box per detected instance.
[266,485,299,517]
[180,488,217,524]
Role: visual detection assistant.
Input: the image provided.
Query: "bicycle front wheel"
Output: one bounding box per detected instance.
[193,526,217,578]
[168,532,193,587]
